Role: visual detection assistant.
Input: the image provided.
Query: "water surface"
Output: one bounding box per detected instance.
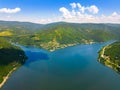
[1,42,120,90]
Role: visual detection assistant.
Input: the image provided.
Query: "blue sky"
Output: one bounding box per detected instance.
[0,0,120,24]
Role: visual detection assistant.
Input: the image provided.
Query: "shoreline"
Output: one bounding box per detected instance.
[99,44,120,69]
[49,42,96,52]
[0,67,17,88]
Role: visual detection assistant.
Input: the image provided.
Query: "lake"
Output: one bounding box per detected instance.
[1,42,120,90]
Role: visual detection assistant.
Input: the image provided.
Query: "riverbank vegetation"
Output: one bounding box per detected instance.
[0,38,27,84]
[98,41,120,73]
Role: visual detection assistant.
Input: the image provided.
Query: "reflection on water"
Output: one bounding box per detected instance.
[13,44,49,65]
[25,51,49,64]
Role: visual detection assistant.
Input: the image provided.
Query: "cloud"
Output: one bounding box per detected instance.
[70,3,99,14]
[59,3,99,20]
[70,3,77,9]
[77,3,85,13]
[0,8,21,14]
[58,2,120,24]
[87,5,99,14]
[59,3,99,19]
[59,7,73,19]
[23,11,120,24]
[0,3,120,24]
[112,12,118,16]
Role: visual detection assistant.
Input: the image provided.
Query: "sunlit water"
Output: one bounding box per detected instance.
[1,41,120,90]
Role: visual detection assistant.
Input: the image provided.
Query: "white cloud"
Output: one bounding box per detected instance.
[70,3,77,9]
[76,3,99,14]
[87,5,99,14]
[0,3,120,24]
[71,10,76,16]
[59,3,99,19]
[77,3,82,9]
[32,11,120,24]
[0,8,21,14]
[59,7,73,19]
[7,15,11,18]
[77,3,85,13]
[58,3,120,24]
[112,12,118,16]
[59,12,120,24]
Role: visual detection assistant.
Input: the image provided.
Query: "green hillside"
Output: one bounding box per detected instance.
[1,21,120,82]
[0,38,27,83]
[0,21,120,51]
[99,41,120,74]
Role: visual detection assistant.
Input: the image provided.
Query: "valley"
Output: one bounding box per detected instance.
[0,21,120,89]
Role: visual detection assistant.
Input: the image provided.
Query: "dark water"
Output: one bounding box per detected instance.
[1,42,120,90]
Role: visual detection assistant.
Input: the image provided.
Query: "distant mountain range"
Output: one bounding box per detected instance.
[0,21,120,51]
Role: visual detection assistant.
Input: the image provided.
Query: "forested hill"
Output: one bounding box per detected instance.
[0,38,27,83]
[0,21,43,31]
[99,41,120,74]
[0,21,120,51]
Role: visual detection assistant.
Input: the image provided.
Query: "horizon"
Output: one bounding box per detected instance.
[1,20,120,25]
[0,0,120,24]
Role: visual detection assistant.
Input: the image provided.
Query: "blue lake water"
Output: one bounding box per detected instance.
[1,42,120,90]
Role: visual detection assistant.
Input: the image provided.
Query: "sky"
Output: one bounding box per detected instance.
[0,0,120,24]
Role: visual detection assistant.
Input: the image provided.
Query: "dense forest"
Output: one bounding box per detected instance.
[0,38,27,83]
[0,21,120,51]
[99,41,120,74]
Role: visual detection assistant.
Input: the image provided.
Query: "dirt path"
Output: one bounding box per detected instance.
[100,45,120,68]
[0,67,16,88]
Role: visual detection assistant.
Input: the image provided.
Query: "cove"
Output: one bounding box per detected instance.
[1,42,120,90]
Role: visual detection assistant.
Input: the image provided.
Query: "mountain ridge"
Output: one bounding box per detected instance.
[0,20,120,51]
